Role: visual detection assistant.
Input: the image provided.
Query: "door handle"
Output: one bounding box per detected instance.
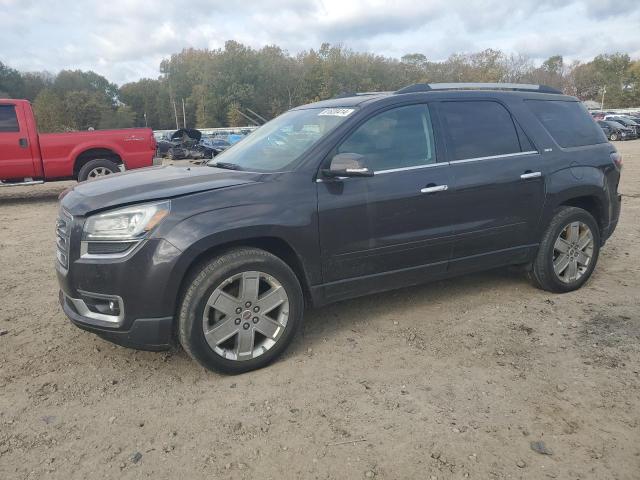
[18,138,28,148]
[420,185,448,194]
[520,171,541,179]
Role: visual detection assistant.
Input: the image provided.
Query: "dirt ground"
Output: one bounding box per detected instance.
[1,142,639,480]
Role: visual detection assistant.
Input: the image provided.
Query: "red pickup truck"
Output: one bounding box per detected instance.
[0,99,157,186]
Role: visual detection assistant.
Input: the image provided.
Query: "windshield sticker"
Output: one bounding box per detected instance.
[318,108,355,117]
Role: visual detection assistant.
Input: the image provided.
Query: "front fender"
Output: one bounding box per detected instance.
[161,202,321,311]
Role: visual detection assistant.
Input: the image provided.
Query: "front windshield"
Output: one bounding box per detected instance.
[207,107,356,172]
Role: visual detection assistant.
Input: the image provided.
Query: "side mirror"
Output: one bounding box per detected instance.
[322,153,373,178]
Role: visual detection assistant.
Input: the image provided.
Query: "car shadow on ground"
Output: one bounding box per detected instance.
[287,266,534,356]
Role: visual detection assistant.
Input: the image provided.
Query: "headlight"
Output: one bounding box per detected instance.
[83,201,170,241]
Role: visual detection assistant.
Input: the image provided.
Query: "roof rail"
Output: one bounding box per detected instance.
[395,83,563,95]
[333,91,392,99]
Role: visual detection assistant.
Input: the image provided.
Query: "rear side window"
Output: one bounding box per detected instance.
[526,100,606,148]
[0,105,19,132]
[439,101,522,161]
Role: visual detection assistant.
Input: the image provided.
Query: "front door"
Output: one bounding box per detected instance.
[317,103,455,301]
[0,103,36,180]
[436,99,545,271]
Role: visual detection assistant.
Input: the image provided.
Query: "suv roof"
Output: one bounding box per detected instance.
[295,82,571,110]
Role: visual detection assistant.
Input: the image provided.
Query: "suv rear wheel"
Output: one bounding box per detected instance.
[178,248,304,374]
[529,206,600,293]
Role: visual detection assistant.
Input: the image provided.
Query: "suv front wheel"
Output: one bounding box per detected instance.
[529,206,600,293]
[178,248,304,374]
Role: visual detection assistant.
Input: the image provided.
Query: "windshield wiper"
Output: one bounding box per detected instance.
[209,161,243,171]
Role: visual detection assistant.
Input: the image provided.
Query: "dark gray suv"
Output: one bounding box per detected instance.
[56,83,622,373]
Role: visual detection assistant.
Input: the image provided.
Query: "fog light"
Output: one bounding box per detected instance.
[80,293,122,317]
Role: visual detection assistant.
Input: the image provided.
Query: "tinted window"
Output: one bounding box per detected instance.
[338,104,435,171]
[526,100,606,148]
[439,101,522,161]
[0,105,19,132]
[516,121,535,151]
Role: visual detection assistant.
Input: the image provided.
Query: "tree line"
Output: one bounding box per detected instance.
[1,41,639,132]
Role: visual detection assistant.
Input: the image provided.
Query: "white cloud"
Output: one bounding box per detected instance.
[0,0,638,84]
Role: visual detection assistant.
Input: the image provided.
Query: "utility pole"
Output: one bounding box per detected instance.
[182,98,187,129]
[172,100,179,130]
[601,86,606,111]
[144,112,148,128]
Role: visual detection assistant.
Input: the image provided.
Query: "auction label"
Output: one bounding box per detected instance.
[318,108,355,117]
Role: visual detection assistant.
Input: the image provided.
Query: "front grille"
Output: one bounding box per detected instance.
[56,210,72,268]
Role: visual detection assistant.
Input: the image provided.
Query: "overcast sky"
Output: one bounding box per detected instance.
[1,0,639,85]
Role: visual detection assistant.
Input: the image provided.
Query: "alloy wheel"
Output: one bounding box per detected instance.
[87,167,113,178]
[202,271,289,361]
[552,221,594,283]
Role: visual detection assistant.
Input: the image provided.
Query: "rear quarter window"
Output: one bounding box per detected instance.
[525,100,606,148]
[0,105,20,132]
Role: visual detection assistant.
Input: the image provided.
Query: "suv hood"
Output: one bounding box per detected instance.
[61,165,258,215]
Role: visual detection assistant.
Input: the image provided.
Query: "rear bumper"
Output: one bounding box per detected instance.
[60,291,173,351]
[602,194,622,244]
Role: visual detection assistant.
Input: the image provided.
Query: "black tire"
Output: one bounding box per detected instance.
[178,248,304,374]
[529,206,600,293]
[77,158,119,182]
[609,132,618,141]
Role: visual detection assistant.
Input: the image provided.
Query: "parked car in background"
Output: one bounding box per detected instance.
[598,120,637,141]
[604,115,640,135]
[57,83,622,374]
[0,99,156,185]
[156,129,231,160]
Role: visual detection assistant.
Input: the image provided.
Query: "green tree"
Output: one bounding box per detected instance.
[63,91,105,130]
[98,105,136,129]
[0,61,24,98]
[21,71,52,101]
[33,89,70,132]
[54,70,118,106]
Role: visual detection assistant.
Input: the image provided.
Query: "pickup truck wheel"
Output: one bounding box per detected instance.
[529,206,600,293]
[78,159,119,182]
[178,248,304,374]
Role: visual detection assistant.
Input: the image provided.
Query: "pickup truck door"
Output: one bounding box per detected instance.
[0,103,37,180]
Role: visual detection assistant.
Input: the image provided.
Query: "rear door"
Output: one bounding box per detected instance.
[0,103,37,180]
[317,103,455,300]
[436,99,545,270]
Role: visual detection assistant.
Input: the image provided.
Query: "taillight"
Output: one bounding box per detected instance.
[610,151,623,170]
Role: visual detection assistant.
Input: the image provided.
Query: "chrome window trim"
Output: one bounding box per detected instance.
[448,150,539,165]
[316,151,540,181]
[374,162,443,175]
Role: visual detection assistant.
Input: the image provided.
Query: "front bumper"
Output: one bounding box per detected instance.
[60,291,173,350]
[56,231,183,350]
